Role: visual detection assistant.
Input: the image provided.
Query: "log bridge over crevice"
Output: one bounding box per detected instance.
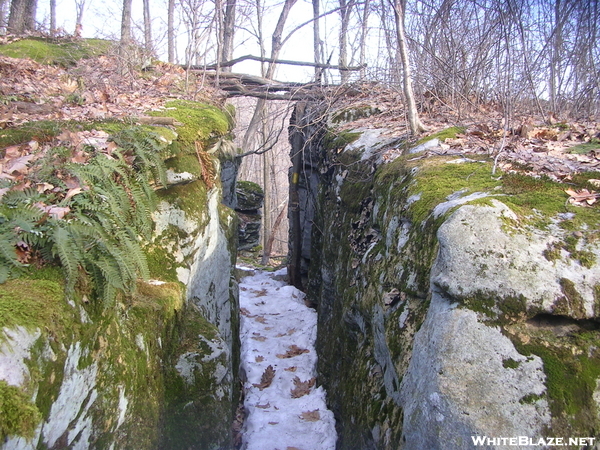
[183,54,366,101]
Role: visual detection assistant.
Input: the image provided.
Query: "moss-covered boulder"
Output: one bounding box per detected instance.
[0,100,239,449]
[235,180,264,212]
[291,102,600,449]
[234,181,263,251]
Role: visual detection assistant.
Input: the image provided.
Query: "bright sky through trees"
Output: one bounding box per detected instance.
[37,0,321,81]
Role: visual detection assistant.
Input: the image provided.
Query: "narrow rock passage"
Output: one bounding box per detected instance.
[238,267,337,450]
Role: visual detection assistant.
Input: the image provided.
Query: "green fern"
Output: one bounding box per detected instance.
[0,126,169,307]
[51,224,79,291]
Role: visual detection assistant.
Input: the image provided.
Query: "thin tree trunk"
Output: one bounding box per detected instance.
[74,0,85,37]
[312,0,322,81]
[143,0,153,52]
[0,0,6,32]
[121,0,133,45]
[378,0,397,83]
[167,0,175,63]
[391,0,426,134]
[215,0,224,83]
[221,0,236,72]
[359,0,370,79]
[242,0,297,151]
[50,0,56,36]
[263,200,287,263]
[338,0,353,83]
[261,122,272,265]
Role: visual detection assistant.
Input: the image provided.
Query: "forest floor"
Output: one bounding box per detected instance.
[236,266,337,450]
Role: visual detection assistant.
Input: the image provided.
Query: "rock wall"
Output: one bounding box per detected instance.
[291,103,600,449]
[0,104,239,449]
[235,180,264,251]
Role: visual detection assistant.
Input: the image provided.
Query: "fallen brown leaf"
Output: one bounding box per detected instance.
[36,182,54,193]
[276,345,309,359]
[251,288,268,297]
[65,187,83,200]
[565,188,599,206]
[588,179,600,188]
[253,365,276,391]
[240,307,254,317]
[300,410,321,422]
[290,376,315,398]
[4,154,34,174]
[46,206,71,219]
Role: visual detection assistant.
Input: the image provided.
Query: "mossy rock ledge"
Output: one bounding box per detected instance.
[290,102,600,449]
[0,101,239,449]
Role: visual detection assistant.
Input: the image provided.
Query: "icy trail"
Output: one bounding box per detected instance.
[238,267,337,450]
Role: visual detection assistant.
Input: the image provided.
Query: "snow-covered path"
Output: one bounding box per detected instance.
[238,267,337,450]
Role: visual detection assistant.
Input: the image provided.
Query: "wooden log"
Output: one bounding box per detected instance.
[186,54,366,71]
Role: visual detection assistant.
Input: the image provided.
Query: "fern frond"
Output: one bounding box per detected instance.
[52,224,79,291]
[0,230,19,268]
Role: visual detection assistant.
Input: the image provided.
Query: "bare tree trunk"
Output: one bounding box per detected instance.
[120,0,133,45]
[263,200,287,263]
[338,0,354,83]
[359,0,370,79]
[240,0,297,266]
[391,0,426,134]
[378,0,398,84]
[8,0,37,34]
[143,0,153,52]
[214,0,224,82]
[0,0,7,33]
[312,0,322,81]
[50,0,56,36]
[242,0,297,150]
[261,121,272,265]
[74,0,85,37]
[221,0,236,72]
[167,0,175,62]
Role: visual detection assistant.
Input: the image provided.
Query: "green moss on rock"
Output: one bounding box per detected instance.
[416,126,466,145]
[158,179,209,226]
[149,100,230,149]
[0,380,42,441]
[331,106,381,124]
[0,278,70,337]
[324,130,361,150]
[511,329,600,436]
[0,38,112,66]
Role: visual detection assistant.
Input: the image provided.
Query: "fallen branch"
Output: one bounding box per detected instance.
[191,54,366,71]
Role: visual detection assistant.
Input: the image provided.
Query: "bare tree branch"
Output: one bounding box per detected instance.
[198,54,366,71]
